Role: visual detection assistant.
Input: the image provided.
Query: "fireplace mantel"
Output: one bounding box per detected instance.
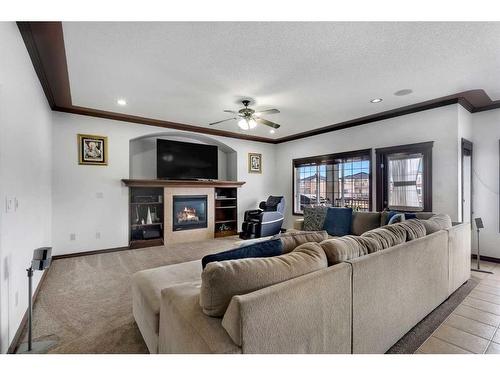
[122,179,245,188]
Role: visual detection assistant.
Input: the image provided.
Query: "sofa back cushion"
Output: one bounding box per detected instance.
[320,235,382,265]
[419,213,452,234]
[303,206,329,231]
[201,239,283,269]
[200,242,327,317]
[276,230,329,254]
[351,211,381,235]
[323,207,353,236]
[393,219,427,241]
[361,225,406,249]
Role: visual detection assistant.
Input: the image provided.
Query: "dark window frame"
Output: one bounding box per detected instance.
[292,148,373,216]
[375,141,433,212]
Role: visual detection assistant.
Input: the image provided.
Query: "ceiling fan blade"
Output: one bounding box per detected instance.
[255,109,280,116]
[209,117,237,125]
[255,117,281,129]
[223,110,239,114]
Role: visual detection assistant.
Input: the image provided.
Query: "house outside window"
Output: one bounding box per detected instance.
[293,149,372,215]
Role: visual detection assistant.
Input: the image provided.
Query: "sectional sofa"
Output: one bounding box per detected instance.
[132,211,471,354]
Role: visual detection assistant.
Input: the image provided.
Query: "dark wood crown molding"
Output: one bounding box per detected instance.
[18,21,500,145]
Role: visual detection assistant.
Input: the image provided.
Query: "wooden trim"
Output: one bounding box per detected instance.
[292,148,372,215]
[121,179,245,188]
[275,90,500,144]
[7,268,50,354]
[461,138,473,223]
[375,141,433,212]
[18,22,500,145]
[51,246,130,260]
[472,254,500,264]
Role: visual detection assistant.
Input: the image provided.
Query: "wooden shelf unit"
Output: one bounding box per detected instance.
[214,187,238,237]
[129,186,164,249]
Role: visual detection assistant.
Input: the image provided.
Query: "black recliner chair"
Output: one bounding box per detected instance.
[239,196,285,239]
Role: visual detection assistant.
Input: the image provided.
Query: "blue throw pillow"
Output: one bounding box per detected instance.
[386,210,400,225]
[322,207,353,236]
[404,212,417,220]
[201,238,283,269]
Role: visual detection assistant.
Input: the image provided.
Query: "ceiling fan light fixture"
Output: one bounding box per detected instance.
[248,119,257,129]
[238,118,249,130]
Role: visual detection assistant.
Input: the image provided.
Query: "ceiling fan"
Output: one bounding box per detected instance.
[209,100,281,130]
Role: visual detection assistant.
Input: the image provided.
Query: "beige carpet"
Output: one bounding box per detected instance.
[19,237,239,353]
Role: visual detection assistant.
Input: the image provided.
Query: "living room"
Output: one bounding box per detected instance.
[2,1,500,373]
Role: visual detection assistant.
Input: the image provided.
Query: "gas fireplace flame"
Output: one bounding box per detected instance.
[177,206,200,223]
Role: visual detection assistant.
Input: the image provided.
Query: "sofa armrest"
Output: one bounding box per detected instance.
[221,263,352,353]
[158,282,240,354]
[447,222,471,295]
[293,218,304,230]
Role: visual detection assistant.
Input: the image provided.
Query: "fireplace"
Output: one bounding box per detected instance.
[172,195,208,231]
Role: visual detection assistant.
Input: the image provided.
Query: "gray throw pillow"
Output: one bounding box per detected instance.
[303,206,329,231]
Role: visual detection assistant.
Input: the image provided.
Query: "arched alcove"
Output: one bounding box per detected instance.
[129,131,238,180]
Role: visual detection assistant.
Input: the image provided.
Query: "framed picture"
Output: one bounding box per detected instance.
[248,153,262,173]
[78,134,108,165]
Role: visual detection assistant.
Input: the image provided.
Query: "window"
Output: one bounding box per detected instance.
[293,149,372,215]
[376,142,433,212]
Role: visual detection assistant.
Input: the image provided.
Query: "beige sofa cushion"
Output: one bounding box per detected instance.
[419,213,452,234]
[277,230,329,253]
[393,219,427,241]
[200,242,327,317]
[361,225,406,249]
[352,212,381,235]
[320,235,382,265]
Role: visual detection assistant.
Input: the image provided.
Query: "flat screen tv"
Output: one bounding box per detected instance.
[157,139,218,180]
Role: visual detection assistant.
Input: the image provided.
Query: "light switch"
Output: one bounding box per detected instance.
[5,197,14,213]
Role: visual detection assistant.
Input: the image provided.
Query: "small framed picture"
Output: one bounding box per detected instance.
[78,134,108,165]
[248,153,262,173]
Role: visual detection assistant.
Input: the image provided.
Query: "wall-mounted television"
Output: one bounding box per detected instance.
[157,139,218,180]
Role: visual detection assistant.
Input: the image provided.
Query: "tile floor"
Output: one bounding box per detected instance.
[417,260,500,354]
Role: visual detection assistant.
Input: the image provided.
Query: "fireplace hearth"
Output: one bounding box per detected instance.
[173,195,208,231]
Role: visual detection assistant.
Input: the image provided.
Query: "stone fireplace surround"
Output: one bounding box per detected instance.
[165,187,215,244]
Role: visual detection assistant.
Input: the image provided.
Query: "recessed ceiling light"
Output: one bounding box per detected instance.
[117,99,127,106]
[394,89,413,96]
[269,129,276,134]
[370,98,383,103]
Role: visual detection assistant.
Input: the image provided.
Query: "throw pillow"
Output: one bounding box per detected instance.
[388,213,405,225]
[322,207,353,236]
[200,242,327,317]
[275,230,329,253]
[201,238,283,269]
[303,206,329,231]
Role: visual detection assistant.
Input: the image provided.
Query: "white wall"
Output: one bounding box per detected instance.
[470,109,500,258]
[51,112,276,255]
[0,22,53,353]
[275,105,462,228]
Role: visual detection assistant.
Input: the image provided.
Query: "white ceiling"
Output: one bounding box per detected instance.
[62,22,500,139]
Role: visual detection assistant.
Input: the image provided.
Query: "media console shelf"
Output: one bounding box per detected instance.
[122,179,245,248]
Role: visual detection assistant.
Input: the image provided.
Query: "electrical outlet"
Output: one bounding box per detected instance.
[70,233,76,241]
[96,232,101,239]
